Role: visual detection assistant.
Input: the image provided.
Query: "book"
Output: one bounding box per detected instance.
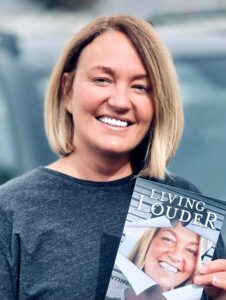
[105,178,226,300]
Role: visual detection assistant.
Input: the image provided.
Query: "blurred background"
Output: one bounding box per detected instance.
[0,0,226,203]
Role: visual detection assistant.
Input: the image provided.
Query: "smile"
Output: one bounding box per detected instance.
[98,117,129,127]
[160,262,179,273]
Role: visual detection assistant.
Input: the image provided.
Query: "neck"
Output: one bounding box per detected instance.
[48,150,133,182]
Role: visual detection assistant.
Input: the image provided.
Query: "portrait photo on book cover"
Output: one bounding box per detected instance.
[106,216,217,300]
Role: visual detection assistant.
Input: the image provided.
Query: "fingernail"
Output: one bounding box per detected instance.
[212,277,221,286]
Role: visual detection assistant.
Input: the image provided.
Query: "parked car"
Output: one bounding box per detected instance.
[0,33,56,185]
[157,30,226,201]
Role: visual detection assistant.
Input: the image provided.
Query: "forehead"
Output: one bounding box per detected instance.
[157,225,199,243]
[76,30,146,72]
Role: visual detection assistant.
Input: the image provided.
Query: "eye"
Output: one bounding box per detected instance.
[132,84,150,94]
[162,237,175,245]
[93,77,112,86]
[186,248,198,257]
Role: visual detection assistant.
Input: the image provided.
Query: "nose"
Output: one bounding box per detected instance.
[168,246,183,263]
[107,85,132,112]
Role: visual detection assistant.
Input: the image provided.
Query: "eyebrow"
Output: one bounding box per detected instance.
[89,65,148,80]
[162,229,199,246]
[90,66,114,76]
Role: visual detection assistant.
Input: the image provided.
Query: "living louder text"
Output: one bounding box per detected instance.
[136,189,217,229]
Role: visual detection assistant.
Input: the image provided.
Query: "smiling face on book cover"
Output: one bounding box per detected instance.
[143,223,199,291]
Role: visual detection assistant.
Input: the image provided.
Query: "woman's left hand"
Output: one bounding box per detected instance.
[193,259,226,300]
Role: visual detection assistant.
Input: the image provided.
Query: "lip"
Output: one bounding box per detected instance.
[159,261,181,273]
[96,118,131,131]
[96,114,134,125]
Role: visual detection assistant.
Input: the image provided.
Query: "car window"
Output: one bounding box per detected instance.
[169,56,226,199]
[175,56,226,105]
[0,80,18,183]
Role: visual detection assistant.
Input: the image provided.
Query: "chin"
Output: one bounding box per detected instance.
[155,275,180,291]
[97,144,133,156]
[158,281,174,292]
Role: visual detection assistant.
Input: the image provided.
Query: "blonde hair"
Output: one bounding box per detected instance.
[45,15,183,179]
[128,227,159,268]
[128,226,208,287]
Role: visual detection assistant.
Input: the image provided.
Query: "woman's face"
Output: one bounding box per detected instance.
[144,223,199,291]
[64,30,154,162]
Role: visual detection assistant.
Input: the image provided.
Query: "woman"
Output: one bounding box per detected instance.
[0,15,225,300]
[123,222,207,299]
[107,222,205,300]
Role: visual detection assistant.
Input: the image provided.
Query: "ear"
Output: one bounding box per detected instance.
[62,72,73,113]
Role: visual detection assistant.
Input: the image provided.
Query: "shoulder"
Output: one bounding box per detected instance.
[0,167,50,210]
[155,172,201,194]
[0,167,48,192]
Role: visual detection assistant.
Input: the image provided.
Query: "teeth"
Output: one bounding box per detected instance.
[160,262,178,273]
[99,117,128,127]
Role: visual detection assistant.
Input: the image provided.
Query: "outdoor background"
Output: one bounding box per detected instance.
[0,0,226,204]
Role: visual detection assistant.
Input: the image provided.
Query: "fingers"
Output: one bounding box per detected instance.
[199,260,226,275]
[193,260,226,290]
[193,259,226,299]
[212,277,226,290]
[194,271,226,286]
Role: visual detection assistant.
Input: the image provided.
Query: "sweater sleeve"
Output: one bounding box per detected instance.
[0,201,19,299]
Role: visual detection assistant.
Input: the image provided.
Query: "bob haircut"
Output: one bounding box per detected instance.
[45,15,183,179]
[128,226,208,287]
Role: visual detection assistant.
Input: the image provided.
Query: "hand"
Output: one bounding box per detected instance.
[193,259,226,300]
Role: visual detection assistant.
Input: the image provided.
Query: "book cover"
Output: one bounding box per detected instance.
[105,178,226,300]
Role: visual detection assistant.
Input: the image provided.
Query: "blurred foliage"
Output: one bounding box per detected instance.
[28,0,99,10]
